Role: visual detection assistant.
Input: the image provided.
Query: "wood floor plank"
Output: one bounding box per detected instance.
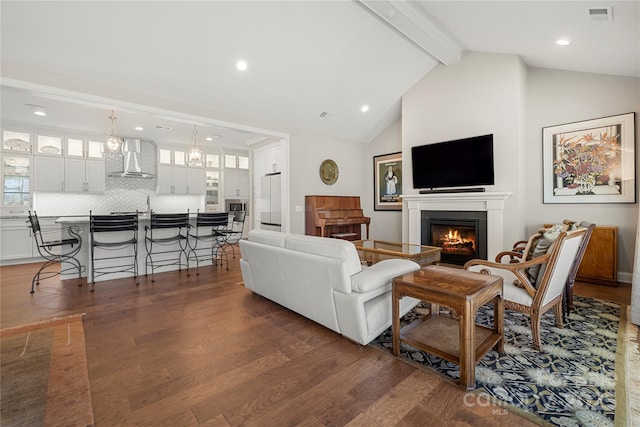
[359,370,443,425]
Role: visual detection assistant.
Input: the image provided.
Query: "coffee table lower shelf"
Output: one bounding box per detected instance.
[400,313,502,365]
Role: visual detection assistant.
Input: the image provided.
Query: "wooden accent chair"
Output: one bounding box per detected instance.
[464,227,587,351]
[495,220,595,318]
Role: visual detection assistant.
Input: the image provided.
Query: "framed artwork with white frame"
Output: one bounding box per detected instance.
[542,112,636,204]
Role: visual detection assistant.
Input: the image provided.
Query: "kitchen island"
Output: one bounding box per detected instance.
[56,214,228,283]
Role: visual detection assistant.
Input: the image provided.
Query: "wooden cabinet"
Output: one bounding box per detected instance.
[576,226,618,286]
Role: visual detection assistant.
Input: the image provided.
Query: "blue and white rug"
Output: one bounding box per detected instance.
[371,295,621,426]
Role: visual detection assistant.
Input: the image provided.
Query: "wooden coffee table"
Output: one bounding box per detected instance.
[352,239,441,267]
[392,265,503,390]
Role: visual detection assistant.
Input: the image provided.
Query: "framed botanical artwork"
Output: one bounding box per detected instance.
[374,152,402,211]
[543,112,636,204]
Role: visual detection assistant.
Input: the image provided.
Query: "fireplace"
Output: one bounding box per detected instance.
[421,211,487,265]
[403,192,511,262]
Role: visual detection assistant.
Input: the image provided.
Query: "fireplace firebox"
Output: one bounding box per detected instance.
[421,211,487,265]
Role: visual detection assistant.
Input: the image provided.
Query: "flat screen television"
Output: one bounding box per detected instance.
[411,134,494,190]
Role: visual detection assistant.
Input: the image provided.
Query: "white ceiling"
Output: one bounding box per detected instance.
[1,1,638,148]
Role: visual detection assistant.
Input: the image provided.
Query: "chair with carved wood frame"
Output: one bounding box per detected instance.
[464,227,587,351]
[495,220,595,319]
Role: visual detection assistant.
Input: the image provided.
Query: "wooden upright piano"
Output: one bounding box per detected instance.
[305,195,371,240]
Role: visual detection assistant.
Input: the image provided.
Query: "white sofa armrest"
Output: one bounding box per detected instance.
[333,285,420,345]
[350,259,420,292]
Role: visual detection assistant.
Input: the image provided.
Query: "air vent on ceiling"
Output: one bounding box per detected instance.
[319,111,332,118]
[588,7,612,21]
[155,125,172,130]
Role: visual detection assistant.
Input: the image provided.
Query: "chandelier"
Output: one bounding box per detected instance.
[104,110,123,158]
[188,124,203,165]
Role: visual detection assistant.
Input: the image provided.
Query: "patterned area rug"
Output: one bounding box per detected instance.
[0,314,94,426]
[371,296,626,427]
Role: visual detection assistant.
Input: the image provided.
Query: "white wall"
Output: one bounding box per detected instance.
[364,116,403,241]
[397,51,639,280]
[401,52,527,248]
[288,128,368,234]
[525,68,640,276]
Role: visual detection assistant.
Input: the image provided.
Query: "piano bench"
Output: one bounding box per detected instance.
[331,232,358,241]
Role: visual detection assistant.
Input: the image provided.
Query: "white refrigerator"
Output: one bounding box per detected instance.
[260,172,281,231]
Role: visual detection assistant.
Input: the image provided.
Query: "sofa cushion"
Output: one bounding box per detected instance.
[351,259,420,293]
[285,234,362,276]
[247,229,289,247]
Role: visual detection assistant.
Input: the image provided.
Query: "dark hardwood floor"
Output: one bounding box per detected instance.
[0,249,632,426]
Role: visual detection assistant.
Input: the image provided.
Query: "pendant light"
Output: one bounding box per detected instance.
[188,124,203,166]
[104,110,123,158]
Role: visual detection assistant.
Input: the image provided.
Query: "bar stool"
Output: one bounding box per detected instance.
[89,212,139,291]
[28,210,82,293]
[221,210,246,259]
[187,211,231,271]
[144,212,190,281]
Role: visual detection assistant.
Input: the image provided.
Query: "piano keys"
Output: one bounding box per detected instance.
[305,195,371,240]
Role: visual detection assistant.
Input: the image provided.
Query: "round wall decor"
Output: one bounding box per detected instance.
[319,159,339,185]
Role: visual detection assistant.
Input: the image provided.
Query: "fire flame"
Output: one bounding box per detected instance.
[437,228,476,255]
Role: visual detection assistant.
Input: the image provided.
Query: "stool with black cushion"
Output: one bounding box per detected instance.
[89,212,139,291]
[187,211,230,272]
[144,212,190,281]
[28,210,82,293]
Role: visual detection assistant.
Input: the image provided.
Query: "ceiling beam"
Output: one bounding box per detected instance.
[358,0,461,65]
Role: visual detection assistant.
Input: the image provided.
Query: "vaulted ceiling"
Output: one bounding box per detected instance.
[1,1,638,147]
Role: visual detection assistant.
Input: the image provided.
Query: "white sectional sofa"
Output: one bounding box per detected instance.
[239,229,421,345]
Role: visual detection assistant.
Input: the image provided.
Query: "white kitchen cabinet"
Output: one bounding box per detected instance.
[0,218,33,261]
[64,158,105,193]
[1,153,32,213]
[186,168,204,195]
[3,130,32,153]
[35,134,63,156]
[66,139,103,159]
[34,156,64,192]
[158,165,204,195]
[224,170,249,198]
[0,216,63,263]
[157,165,175,194]
[34,156,104,193]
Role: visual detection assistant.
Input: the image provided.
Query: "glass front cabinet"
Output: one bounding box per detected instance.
[1,153,32,213]
[1,130,33,215]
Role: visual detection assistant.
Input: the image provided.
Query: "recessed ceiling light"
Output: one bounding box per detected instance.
[205,137,213,142]
[25,104,47,116]
[555,39,570,46]
[236,60,248,71]
[361,105,370,113]
[135,126,144,131]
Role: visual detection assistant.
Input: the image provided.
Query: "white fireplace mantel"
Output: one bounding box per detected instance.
[403,192,513,261]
